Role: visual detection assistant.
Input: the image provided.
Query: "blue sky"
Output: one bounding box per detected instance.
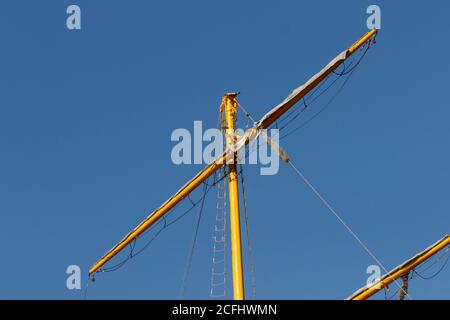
[1,1,449,299]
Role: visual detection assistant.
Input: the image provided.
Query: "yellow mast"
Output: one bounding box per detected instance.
[347,234,449,300]
[221,93,245,300]
[89,30,378,300]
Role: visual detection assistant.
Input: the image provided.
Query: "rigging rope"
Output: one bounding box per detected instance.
[98,180,220,273]
[412,247,450,280]
[179,181,209,298]
[268,41,372,143]
[239,164,257,299]
[238,102,256,124]
[275,65,337,128]
[384,287,401,300]
[83,276,90,300]
[286,158,412,300]
[280,64,357,140]
[242,43,370,163]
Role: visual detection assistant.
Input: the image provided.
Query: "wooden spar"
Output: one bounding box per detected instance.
[347,235,449,300]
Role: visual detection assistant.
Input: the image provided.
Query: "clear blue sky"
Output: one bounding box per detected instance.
[1,1,449,299]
